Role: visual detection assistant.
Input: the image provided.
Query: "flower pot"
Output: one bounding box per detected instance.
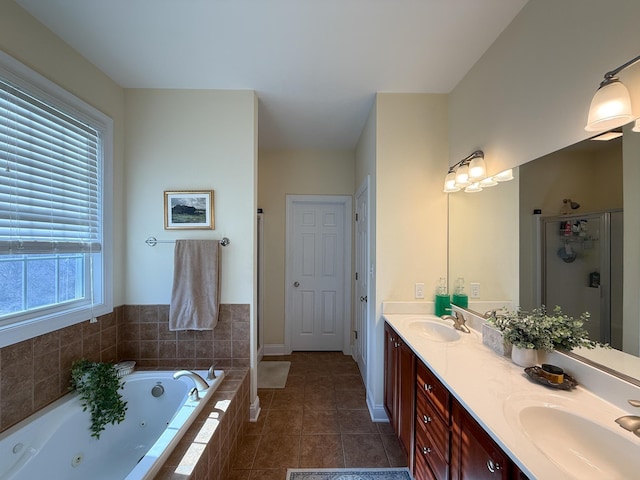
[511,345,538,367]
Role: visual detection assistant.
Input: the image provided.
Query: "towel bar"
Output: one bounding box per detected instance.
[145,236,230,247]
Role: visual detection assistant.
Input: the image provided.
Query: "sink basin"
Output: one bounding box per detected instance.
[506,396,640,479]
[406,319,460,342]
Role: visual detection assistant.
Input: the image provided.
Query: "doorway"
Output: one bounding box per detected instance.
[285,195,352,354]
[354,178,369,383]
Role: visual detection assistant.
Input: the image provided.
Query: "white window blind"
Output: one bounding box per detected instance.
[0,79,102,254]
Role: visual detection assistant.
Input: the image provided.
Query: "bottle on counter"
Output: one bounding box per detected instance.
[434,277,451,317]
[451,277,469,308]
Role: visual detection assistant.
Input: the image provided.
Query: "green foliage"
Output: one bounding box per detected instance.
[70,360,128,439]
[491,305,606,351]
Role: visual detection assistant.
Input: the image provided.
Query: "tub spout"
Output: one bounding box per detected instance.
[173,370,209,391]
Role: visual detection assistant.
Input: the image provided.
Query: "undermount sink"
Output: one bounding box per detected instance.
[506,394,640,479]
[406,319,461,342]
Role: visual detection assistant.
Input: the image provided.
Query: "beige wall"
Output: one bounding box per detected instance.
[258,150,355,346]
[0,0,126,307]
[124,89,257,306]
[371,93,449,414]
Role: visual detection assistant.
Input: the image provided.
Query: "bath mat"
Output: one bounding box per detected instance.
[257,361,291,388]
[286,468,411,480]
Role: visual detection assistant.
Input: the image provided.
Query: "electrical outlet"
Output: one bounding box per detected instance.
[470,283,480,299]
[415,282,425,299]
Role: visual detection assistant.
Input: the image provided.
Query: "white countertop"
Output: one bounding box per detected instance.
[383,308,640,480]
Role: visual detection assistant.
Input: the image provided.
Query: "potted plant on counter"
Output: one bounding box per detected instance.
[491,305,601,367]
[70,359,128,439]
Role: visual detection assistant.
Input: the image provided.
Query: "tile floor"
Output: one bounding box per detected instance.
[228,352,406,480]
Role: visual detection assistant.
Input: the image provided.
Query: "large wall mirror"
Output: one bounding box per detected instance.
[449,129,640,384]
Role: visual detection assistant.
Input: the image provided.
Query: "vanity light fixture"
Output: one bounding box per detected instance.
[442,150,486,192]
[464,182,483,193]
[590,131,623,141]
[633,119,640,133]
[494,168,514,182]
[585,53,640,132]
[479,176,498,187]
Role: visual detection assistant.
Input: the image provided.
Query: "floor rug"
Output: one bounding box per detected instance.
[257,361,291,388]
[286,468,411,480]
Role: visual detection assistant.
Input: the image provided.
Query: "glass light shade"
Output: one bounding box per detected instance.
[494,169,514,182]
[464,182,483,193]
[443,172,460,193]
[479,176,498,187]
[468,156,487,181]
[633,119,640,133]
[585,79,634,132]
[454,164,470,187]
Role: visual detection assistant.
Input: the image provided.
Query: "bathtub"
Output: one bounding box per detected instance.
[0,369,224,480]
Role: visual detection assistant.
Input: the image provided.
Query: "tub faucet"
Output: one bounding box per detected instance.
[173,370,209,391]
[441,311,471,334]
[615,399,640,437]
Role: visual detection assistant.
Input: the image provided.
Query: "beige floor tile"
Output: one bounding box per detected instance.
[342,434,390,468]
[299,434,345,468]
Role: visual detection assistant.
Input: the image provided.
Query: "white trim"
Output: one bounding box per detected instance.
[367,391,390,422]
[263,343,287,356]
[249,396,261,422]
[285,195,353,355]
[257,212,265,363]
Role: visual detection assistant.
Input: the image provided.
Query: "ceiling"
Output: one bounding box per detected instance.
[16,0,528,151]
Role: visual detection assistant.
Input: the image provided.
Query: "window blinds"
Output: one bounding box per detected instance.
[0,79,102,254]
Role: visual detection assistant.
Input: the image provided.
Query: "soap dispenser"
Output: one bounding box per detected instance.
[451,277,469,308]
[434,277,451,316]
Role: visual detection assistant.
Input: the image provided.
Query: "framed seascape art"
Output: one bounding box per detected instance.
[164,190,214,230]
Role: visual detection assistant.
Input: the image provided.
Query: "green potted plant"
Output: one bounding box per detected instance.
[491,305,601,367]
[70,359,128,439]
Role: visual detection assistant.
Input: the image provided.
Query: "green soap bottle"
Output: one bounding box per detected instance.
[451,277,468,308]
[434,277,451,317]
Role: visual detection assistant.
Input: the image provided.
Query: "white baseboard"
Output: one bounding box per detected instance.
[367,390,390,422]
[263,344,286,356]
[249,395,261,422]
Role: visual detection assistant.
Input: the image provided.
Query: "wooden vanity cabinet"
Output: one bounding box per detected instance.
[414,361,451,480]
[383,322,416,466]
[451,400,512,480]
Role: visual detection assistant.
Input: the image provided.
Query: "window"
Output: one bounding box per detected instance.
[0,51,113,347]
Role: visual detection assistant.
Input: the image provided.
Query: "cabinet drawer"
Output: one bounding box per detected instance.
[415,419,449,480]
[416,388,450,462]
[417,361,450,421]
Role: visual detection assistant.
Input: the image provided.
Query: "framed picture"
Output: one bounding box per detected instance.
[164,190,214,230]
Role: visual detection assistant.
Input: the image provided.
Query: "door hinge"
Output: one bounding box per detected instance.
[355,272,358,280]
[355,213,358,221]
[353,330,358,339]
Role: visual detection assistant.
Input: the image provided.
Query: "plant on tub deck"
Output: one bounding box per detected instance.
[491,305,603,352]
[70,359,128,439]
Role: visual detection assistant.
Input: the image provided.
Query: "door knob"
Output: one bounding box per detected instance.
[293,281,300,287]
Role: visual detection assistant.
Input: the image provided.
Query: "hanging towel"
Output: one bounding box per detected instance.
[169,239,220,331]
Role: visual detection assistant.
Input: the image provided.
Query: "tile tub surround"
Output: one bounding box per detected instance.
[0,303,250,434]
[156,368,250,480]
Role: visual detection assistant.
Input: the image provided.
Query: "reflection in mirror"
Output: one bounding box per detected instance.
[448,132,640,385]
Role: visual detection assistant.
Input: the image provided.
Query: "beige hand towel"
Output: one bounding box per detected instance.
[169,239,220,331]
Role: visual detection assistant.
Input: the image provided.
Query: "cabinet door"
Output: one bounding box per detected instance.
[452,401,510,480]
[383,322,396,424]
[397,338,416,459]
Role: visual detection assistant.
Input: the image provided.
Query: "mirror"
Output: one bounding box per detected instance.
[448,131,640,384]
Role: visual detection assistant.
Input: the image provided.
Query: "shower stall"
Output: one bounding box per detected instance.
[539,210,623,349]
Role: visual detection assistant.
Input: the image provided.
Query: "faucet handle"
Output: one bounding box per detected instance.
[207,363,217,380]
[628,400,640,408]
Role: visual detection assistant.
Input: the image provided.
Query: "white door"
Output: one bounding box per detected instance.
[354,178,369,380]
[286,195,352,352]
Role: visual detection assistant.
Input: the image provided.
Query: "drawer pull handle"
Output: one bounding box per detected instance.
[424,383,433,392]
[422,446,431,455]
[487,459,501,473]
[422,415,431,424]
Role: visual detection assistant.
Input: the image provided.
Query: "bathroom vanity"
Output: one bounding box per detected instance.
[383,303,640,480]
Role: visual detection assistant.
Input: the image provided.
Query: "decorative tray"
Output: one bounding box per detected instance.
[524,366,578,390]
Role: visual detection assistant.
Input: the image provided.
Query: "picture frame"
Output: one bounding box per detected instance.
[164,190,214,230]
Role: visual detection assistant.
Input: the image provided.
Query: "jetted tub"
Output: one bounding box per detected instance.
[0,369,224,480]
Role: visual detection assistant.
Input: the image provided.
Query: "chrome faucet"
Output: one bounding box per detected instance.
[173,370,210,391]
[615,399,640,437]
[441,311,471,334]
